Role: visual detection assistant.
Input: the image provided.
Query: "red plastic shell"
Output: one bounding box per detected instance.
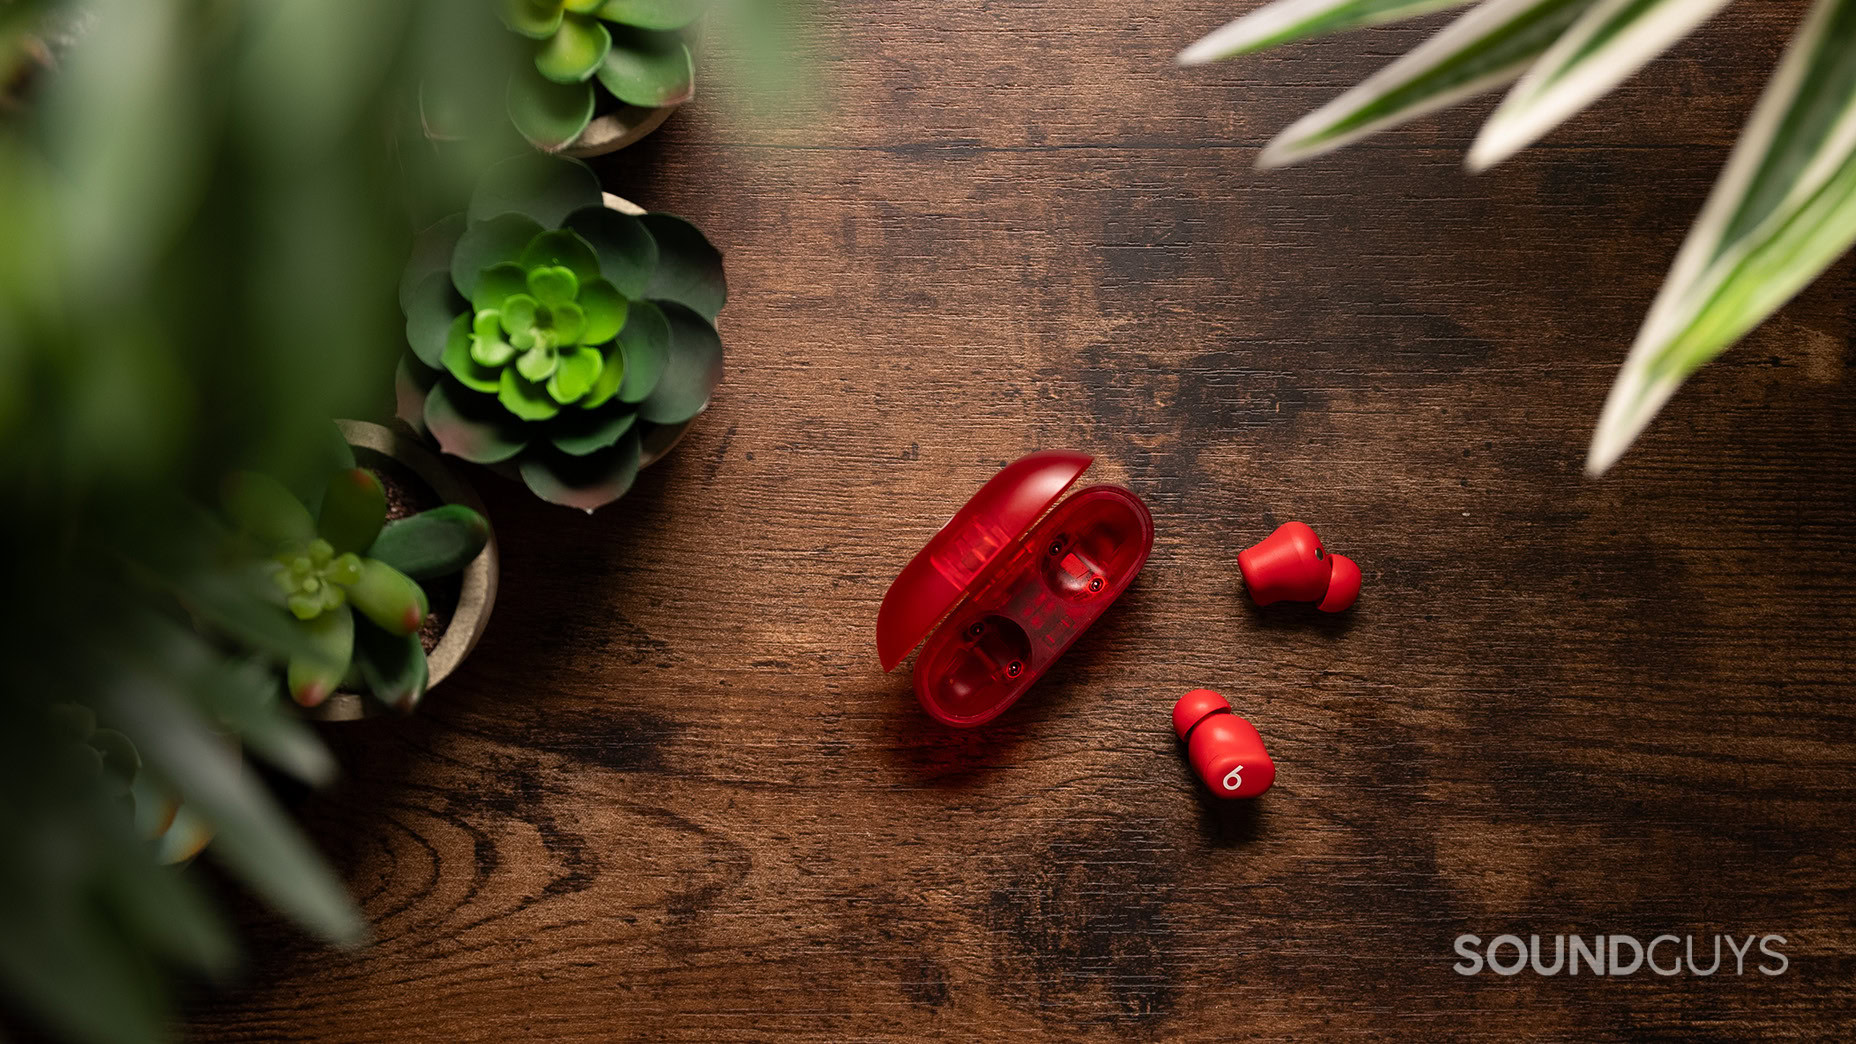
[877,451,1092,672]
[878,451,1154,728]
[1172,690,1274,799]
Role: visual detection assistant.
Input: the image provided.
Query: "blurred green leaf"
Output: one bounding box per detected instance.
[596,27,694,107]
[1259,0,1596,168]
[1590,0,1856,472]
[1179,0,1473,64]
[1472,0,1734,169]
[98,670,365,948]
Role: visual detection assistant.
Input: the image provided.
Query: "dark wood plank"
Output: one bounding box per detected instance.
[186,0,1856,1038]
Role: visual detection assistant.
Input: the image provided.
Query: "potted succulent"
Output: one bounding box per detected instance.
[501,0,702,156]
[219,421,497,721]
[398,152,726,510]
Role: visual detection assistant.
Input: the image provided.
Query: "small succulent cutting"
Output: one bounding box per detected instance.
[503,0,702,150]
[220,467,490,711]
[399,153,726,510]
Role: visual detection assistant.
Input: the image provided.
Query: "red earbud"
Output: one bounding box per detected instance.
[1171,689,1274,798]
[1237,521,1360,612]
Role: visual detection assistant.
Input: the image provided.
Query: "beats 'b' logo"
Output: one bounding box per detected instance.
[1222,765,1244,791]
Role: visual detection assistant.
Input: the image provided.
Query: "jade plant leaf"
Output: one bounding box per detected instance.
[286,603,353,707]
[346,559,428,637]
[499,366,564,419]
[550,405,637,455]
[527,264,580,306]
[367,505,491,580]
[451,213,544,300]
[471,261,531,313]
[577,278,629,343]
[637,300,722,424]
[503,0,566,38]
[639,213,726,320]
[596,0,707,31]
[597,27,696,108]
[563,205,659,297]
[423,380,531,463]
[404,270,462,368]
[615,298,670,402]
[520,229,602,286]
[536,15,613,84]
[1178,0,1474,64]
[519,427,644,510]
[516,344,561,383]
[400,214,465,312]
[354,627,429,713]
[471,151,605,228]
[397,357,438,439]
[583,341,628,408]
[448,314,505,391]
[316,468,388,554]
[548,344,604,402]
[221,471,317,551]
[508,69,597,150]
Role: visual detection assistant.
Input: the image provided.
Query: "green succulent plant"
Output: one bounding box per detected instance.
[221,465,490,712]
[48,703,214,864]
[399,153,727,510]
[1180,0,1856,473]
[503,0,702,150]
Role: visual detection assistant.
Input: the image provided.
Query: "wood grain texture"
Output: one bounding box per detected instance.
[186,0,1856,1039]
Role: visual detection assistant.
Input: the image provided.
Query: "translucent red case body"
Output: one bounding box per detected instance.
[878,452,1154,727]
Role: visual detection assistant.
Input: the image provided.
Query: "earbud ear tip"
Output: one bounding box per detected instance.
[1318,554,1360,612]
[1171,688,1230,740]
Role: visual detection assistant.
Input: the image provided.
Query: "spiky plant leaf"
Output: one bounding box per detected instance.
[1590,0,1856,472]
[97,662,365,949]
[1258,0,1597,168]
[1471,0,1734,169]
[1179,0,1474,65]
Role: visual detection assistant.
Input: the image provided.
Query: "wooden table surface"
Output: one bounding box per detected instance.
[187,0,1856,1039]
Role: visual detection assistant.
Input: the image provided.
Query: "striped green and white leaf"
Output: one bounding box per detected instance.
[1257,0,1597,168]
[1177,0,1473,65]
[1589,0,1856,473]
[1470,0,1733,170]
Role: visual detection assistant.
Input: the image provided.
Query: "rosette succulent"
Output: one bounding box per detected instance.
[221,465,490,711]
[398,153,726,510]
[503,0,701,150]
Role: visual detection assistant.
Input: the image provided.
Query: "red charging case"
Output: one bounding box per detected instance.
[878,451,1155,727]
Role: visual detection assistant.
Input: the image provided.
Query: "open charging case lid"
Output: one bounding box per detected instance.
[876,451,1093,672]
